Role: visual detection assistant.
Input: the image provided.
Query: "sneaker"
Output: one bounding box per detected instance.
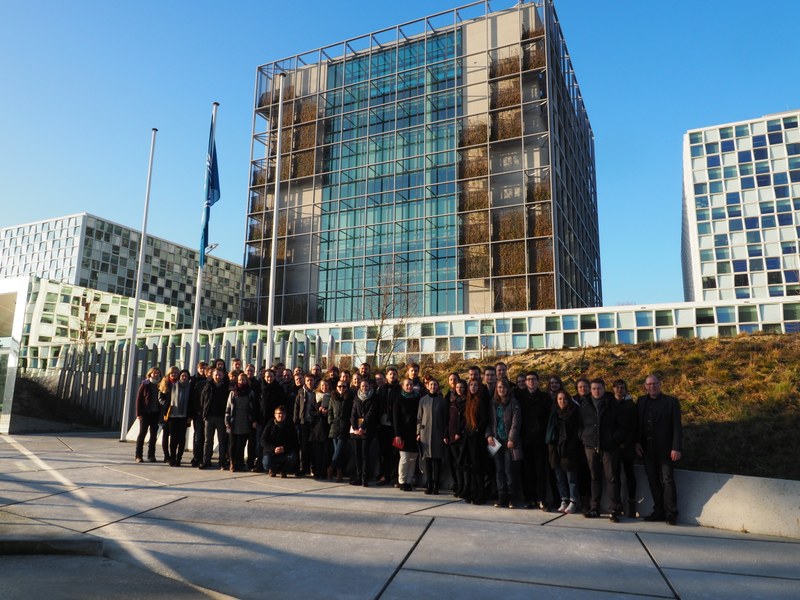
[564,501,577,514]
[537,500,548,512]
[135,457,143,463]
[558,500,569,513]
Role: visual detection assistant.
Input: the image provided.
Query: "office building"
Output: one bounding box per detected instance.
[0,213,246,329]
[682,110,800,301]
[243,0,601,331]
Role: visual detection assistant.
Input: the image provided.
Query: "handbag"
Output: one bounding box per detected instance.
[392,436,405,450]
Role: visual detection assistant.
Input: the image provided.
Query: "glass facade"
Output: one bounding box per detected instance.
[682,110,800,302]
[243,0,601,327]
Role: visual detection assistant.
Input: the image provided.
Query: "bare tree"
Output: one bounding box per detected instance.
[363,268,419,368]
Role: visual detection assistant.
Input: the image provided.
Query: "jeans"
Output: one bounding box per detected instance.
[554,467,579,502]
[493,445,520,505]
[330,438,348,471]
[204,416,227,465]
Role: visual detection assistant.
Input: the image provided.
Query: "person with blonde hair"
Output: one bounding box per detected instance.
[135,366,162,463]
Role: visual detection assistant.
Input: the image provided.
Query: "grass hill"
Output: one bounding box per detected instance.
[423,334,800,481]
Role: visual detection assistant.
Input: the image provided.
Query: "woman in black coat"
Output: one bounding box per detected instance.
[392,378,421,492]
[350,379,378,486]
[461,379,489,504]
[546,390,583,514]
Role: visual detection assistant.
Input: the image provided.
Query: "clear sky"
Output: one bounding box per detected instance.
[2,0,799,307]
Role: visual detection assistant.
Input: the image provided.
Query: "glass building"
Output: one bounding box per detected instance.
[682,110,800,302]
[0,213,248,329]
[243,0,601,329]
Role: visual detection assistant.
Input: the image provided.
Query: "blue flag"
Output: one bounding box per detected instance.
[200,116,220,268]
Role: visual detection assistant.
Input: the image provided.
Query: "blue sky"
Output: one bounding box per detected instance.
[2,0,799,307]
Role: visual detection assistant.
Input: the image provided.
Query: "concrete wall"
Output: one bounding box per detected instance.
[632,465,800,540]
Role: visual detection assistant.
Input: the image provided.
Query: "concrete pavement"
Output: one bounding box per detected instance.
[1,432,798,599]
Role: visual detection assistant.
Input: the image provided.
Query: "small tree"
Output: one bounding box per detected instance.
[363,268,420,368]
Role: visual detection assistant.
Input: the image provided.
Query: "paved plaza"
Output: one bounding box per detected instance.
[1,432,798,599]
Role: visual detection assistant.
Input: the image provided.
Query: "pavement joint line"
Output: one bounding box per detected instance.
[56,437,77,452]
[0,485,84,508]
[403,498,462,515]
[659,566,800,582]
[0,506,100,536]
[539,512,567,525]
[374,516,435,600]
[635,532,681,599]
[400,566,677,599]
[82,495,189,535]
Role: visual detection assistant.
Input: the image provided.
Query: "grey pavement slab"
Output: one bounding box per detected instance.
[640,532,800,580]
[383,569,659,599]
[2,487,186,533]
[99,518,416,600]
[0,478,79,507]
[414,497,563,525]
[402,517,674,597]
[0,510,103,555]
[0,555,222,599]
[664,568,800,600]
[0,464,166,491]
[134,496,430,541]
[253,479,463,515]
[162,472,344,501]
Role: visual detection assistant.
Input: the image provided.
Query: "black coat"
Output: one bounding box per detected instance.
[393,392,420,447]
[546,404,583,471]
[635,393,682,460]
[516,387,551,446]
[259,380,287,425]
[579,393,625,452]
[351,391,378,439]
[201,380,230,420]
[261,418,299,454]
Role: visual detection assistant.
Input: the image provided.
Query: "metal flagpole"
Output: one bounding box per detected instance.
[120,128,158,442]
[265,73,286,368]
[190,102,220,371]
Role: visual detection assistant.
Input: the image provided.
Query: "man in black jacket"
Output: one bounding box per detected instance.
[636,374,682,525]
[199,368,230,470]
[516,371,552,510]
[580,378,625,522]
[261,406,299,477]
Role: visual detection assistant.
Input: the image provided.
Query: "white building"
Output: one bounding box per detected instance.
[682,110,800,302]
[0,213,248,329]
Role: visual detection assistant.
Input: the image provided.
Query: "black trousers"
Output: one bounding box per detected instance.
[521,443,548,504]
[377,425,398,482]
[168,418,188,463]
[643,452,678,516]
[584,448,620,513]
[135,412,160,459]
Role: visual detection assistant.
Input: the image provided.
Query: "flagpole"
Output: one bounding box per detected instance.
[120,127,158,442]
[190,102,220,371]
[265,73,286,368]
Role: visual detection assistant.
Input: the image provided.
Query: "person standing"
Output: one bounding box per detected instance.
[199,368,230,470]
[516,371,552,510]
[636,374,682,526]
[486,379,522,508]
[393,378,421,491]
[613,379,639,517]
[161,369,193,467]
[294,373,318,477]
[579,378,624,522]
[416,378,448,495]
[135,367,162,463]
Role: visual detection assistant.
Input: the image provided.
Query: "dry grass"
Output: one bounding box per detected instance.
[424,334,800,480]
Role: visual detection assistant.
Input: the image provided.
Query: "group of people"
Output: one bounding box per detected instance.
[135,359,683,525]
